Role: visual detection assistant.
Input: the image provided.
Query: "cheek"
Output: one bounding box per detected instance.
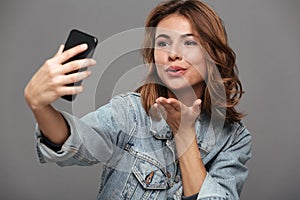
[182,48,204,65]
[154,49,168,65]
[183,49,207,75]
[154,50,165,78]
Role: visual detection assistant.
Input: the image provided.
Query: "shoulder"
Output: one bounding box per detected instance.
[111,92,144,112]
[115,92,141,102]
[199,113,250,138]
[92,92,141,119]
[225,121,251,139]
[223,120,252,151]
[100,92,146,121]
[99,92,141,110]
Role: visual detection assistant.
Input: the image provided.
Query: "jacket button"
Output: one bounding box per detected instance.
[174,175,181,183]
[166,171,171,178]
[145,171,155,186]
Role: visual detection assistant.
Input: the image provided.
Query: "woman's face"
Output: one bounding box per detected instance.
[154,14,207,97]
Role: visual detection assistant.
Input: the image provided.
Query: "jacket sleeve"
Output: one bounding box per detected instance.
[196,126,252,200]
[35,96,134,167]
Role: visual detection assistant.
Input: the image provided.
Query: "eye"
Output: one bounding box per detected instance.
[184,40,198,46]
[155,40,170,48]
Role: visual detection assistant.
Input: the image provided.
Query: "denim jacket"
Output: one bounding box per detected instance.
[35,92,252,200]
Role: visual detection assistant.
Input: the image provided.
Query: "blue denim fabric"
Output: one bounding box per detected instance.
[35,92,251,200]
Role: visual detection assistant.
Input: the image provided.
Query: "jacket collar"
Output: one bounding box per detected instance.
[149,116,173,140]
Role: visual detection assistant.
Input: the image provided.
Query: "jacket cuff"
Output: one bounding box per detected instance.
[182,193,198,200]
[197,173,227,199]
[35,111,82,163]
[39,132,63,152]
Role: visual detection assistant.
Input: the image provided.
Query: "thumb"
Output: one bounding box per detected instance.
[192,99,202,114]
[149,103,162,121]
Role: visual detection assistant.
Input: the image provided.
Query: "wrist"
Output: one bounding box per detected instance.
[24,91,47,111]
[177,138,199,161]
[27,97,52,113]
[174,128,197,157]
[174,126,196,141]
[24,86,38,110]
[27,99,48,111]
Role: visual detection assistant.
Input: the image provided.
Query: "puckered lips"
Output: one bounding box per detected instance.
[165,66,187,77]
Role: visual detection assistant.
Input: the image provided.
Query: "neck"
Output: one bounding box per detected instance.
[167,83,205,106]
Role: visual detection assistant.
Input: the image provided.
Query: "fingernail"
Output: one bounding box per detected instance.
[91,59,96,65]
[81,43,88,49]
[75,86,83,93]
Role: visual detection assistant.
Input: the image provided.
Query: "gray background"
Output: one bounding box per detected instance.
[1,0,299,199]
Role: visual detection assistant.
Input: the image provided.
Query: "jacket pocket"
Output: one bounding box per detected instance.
[121,153,167,199]
[132,158,167,190]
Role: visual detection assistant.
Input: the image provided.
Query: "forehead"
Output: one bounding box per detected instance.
[155,14,195,36]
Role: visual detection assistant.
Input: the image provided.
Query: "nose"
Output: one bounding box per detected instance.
[168,42,182,61]
[168,50,182,61]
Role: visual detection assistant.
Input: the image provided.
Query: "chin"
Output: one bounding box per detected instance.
[166,84,195,93]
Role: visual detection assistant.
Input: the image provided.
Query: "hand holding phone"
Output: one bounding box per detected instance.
[61,29,98,101]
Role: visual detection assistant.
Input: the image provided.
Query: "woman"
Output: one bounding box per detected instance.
[24,0,251,199]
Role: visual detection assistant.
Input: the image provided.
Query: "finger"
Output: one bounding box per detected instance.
[149,103,162,120]
[61,70,92,85]
[159,100,176,114]
[192,99,202,114]
[61,58,96,74]
[155,97,167,104]
[153,98,168,118]
[54,43,88,64]
[166,98,181,112]
[57,85,84,96]
[156,97,178,113]
[54,44,65,56]
[154,103,168,120]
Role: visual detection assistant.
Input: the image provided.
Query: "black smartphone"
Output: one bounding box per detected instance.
[61,29,98,101]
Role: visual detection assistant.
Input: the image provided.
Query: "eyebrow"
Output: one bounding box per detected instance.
[155,33,195,40]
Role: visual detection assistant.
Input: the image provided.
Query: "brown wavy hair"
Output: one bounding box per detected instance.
[136,0,245,123]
